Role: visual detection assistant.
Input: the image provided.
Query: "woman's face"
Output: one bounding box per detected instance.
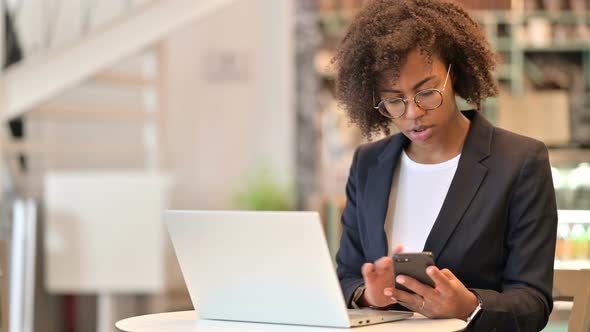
[375,49,459,148]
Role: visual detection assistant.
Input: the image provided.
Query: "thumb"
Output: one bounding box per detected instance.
[393,244,404,254]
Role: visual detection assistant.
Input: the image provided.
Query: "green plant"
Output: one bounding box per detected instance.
[232,166,294,211]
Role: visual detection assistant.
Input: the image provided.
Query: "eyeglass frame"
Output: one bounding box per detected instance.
[373,63,452,120]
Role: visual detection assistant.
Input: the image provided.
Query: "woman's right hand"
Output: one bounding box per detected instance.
[359,245,403,308]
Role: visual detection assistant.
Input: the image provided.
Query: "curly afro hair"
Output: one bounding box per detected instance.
[332,0,499,139]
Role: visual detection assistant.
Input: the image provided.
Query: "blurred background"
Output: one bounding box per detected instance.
[0,0,589,331]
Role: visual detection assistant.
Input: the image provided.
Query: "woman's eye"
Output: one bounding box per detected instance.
[419,90,436,97]
[385,99,403,105]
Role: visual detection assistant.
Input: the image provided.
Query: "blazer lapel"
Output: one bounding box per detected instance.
[424,111,493,260]
[363,134,406,261]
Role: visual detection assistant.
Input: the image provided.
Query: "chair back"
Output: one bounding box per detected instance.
[553,269,590,332]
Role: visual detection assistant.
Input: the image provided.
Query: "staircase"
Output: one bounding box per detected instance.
[0,0,236,120]
[0,0,237,196]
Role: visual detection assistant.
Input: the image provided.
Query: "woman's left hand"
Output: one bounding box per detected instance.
[383,266,478,320]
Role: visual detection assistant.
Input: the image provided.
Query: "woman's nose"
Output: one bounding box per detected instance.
[404,100,426,120]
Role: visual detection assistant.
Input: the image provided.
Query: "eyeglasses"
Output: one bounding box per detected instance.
[373,64,452,120]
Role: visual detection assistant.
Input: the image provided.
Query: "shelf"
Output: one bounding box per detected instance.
[471,10,516,24]
[495,64,512,79]
[319,10,355,38]
[473,10,590,24]
[496,37,514,51]
[549,147,590,165]
[558,210,590,224]
[522,42,590,52]
[554,259,590,269]
[524,10,590,23]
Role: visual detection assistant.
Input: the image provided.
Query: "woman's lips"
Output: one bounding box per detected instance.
[407,126,433,142]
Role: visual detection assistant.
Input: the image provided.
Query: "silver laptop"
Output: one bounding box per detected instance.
[164,210,412,328]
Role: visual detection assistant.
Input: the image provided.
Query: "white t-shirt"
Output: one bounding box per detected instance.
[389,150,460,252]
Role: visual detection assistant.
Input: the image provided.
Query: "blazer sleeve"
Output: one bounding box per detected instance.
[469,142,558,332]
[335,148,367,307]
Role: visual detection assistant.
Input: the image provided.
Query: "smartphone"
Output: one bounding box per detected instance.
[392,252,435,294]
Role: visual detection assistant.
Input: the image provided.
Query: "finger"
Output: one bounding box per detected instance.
[382,287,399,303]
[426,266,453,290]
[383,287,394,297]
[361,263,376,282]
[440,268,456,280]
[374,256,393,274]
[383,287,405,299]
[389,288,420,308]
[396,275,436,299]
[397,296,426,315]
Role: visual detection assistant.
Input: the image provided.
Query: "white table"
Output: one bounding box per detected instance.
[116,311,467,332]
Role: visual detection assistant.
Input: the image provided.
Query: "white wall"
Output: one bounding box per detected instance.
[162,0,295,210]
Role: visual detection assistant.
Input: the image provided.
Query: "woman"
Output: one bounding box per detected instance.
[332,1,558,331]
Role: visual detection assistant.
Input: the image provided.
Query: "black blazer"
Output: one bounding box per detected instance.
[336,110,558,331]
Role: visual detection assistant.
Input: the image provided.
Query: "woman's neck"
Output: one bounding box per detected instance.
[406,110,470,164]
